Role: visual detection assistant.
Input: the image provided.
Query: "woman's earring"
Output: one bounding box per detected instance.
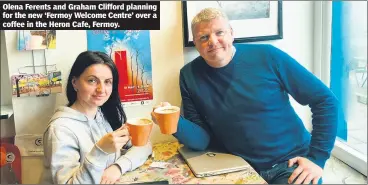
[74,88,78,92]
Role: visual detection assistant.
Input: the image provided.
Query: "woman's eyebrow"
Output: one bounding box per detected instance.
[86,75,112,80]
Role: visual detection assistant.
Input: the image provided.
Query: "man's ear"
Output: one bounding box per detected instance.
[230,27,234,42]
[191,31,196,46]
[191,24,198,47]
[193,40,201,52]
[192,34,199,50]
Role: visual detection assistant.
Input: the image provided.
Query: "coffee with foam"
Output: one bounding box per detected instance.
[154,106,180,114]
[129,118,152,125]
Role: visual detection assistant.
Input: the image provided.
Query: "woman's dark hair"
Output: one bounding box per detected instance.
[66,51,126,130]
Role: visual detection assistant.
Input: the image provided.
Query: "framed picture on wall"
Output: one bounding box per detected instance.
[182,1,283,47]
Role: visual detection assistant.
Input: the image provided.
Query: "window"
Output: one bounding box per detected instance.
[328,1,367,175]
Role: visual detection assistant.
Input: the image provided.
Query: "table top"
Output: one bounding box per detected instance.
[118,142,267,184]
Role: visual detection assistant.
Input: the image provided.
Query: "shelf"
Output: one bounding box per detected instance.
[1,105,14,119]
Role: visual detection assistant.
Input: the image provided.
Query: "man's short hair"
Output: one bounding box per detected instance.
[191,8,230,32]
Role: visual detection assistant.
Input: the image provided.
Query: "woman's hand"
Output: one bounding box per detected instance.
[96,125,130,154]
[100,164,121,184]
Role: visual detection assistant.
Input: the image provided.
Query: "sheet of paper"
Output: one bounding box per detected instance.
[149,161,170,169]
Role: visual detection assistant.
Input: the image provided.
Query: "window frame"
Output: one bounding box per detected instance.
[313,1,367,176]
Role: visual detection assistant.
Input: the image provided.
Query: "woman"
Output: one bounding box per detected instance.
[42,51,152,184]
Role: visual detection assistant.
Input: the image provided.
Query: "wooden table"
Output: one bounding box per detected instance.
[118,142,266,184]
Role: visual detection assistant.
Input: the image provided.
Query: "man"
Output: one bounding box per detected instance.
[155,8,338,184]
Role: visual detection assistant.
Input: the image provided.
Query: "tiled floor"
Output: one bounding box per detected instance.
[323,156,367,184]
[323,71,368,184]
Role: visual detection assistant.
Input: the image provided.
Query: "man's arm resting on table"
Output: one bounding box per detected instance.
[177,69,211,151]
[173,116,210,151]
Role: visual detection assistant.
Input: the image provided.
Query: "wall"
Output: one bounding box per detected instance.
[4,30,86,184]
[1,30,16,139]
[2,1,315,183]
[184,1,314,131]
[3,1,183,183]
[1,30,12,106]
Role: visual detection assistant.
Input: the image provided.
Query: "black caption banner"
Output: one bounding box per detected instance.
[0,1,160,30]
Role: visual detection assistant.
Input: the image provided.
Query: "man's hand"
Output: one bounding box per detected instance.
[100,164,122,184]
[151,102,171,124]
[288,157,323,184]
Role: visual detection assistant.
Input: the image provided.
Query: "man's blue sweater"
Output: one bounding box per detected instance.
[175,44,338,172]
